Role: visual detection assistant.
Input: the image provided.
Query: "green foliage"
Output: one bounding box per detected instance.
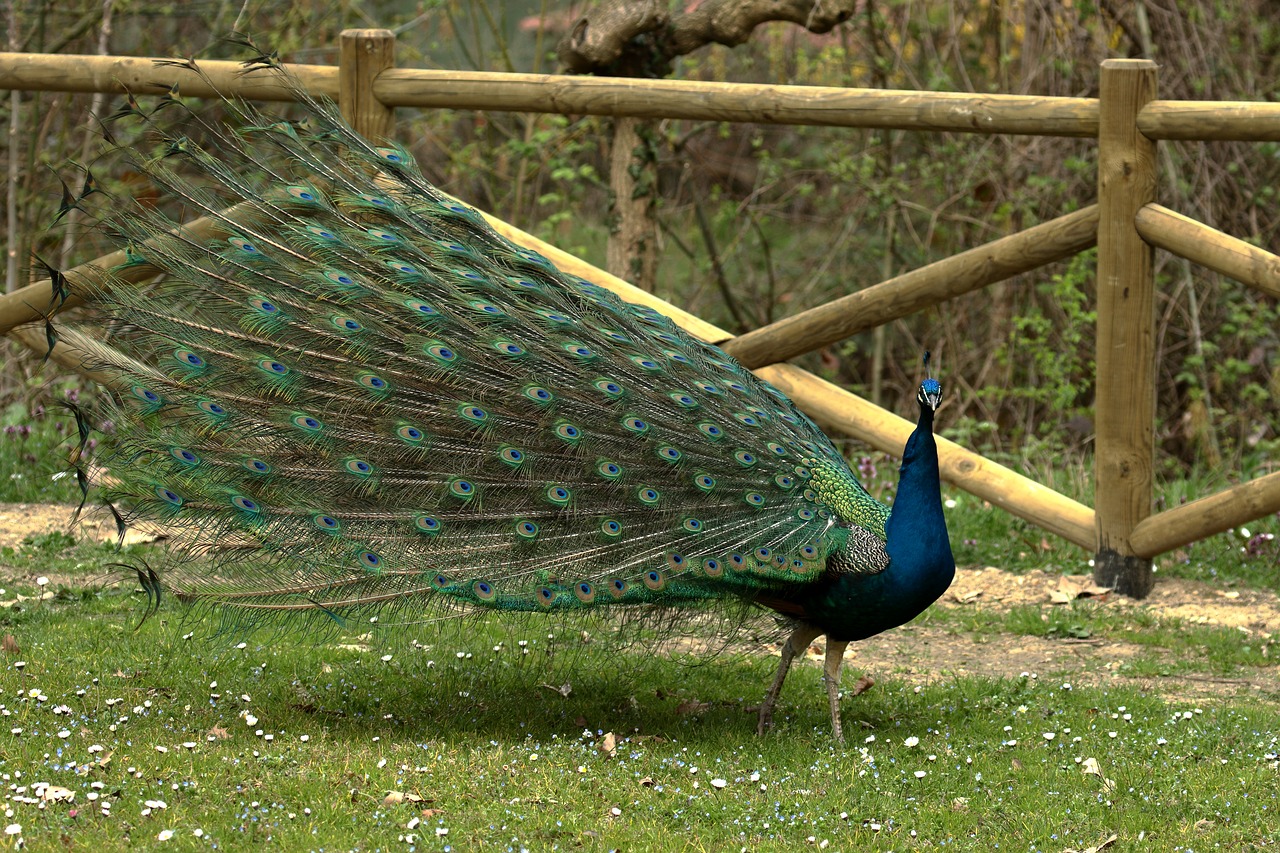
[984,251,1098,437]
[0,381,87,505]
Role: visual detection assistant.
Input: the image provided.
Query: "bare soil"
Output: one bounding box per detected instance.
[4,502,1278,701]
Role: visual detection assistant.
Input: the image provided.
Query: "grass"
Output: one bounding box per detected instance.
[4,535,1280,851]
[4,388,1280,849]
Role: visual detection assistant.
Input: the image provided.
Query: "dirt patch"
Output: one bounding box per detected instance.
[0,502,149,551]
[3,503,1278,700]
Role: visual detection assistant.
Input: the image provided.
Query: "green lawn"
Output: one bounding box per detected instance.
[3,531,1279,851]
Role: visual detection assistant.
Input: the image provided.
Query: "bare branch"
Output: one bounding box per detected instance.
[557,0,667,75]
[557,0,859,77]
[666,0,858,56]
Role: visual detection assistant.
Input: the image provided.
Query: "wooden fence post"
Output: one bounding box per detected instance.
[1094,59,1158,597]
[339,29,396,142]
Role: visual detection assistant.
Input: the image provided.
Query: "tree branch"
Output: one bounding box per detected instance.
[558,0,859,77]
[666,0,858,56]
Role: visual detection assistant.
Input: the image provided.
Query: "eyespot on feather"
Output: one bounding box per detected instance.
[169,447,200,466]
[395,424,427,445]
[313,514,341,533]
[415,515,442,535]
[290,412,322,432]
[448,478,475,500]
[594,378,624,397]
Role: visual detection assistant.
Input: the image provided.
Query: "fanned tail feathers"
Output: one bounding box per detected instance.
[60,63,891,632]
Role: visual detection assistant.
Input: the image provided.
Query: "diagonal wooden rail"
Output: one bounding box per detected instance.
[3,31,1279,597]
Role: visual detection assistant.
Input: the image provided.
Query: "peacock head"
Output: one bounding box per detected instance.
[917,378,942,412]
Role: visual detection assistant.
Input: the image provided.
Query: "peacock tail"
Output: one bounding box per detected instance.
[57,66,900,636]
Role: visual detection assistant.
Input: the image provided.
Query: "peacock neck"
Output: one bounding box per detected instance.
[789,399,956,643]
[883,403,955,603]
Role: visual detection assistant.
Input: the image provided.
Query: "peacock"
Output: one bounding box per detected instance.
[48,58,955,743]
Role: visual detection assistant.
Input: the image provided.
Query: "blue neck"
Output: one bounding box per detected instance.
[883,403,954,596]
[795,401,956,642]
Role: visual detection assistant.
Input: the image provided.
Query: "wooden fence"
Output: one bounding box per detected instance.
[2,28,1279,598]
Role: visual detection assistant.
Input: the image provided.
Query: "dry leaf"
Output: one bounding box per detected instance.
[206,726,230,740]
[953,589,983,603]
[540,682,572,698]
[1081,757,1117,792]
[2,634,18,655]
[597,732,618,758]
[848,675,875,696]
[675,699,709,715]
[950,797,969,811]
[40,785,75,803]
[639,777,655,787]
[420,808,445,818]
[1011,758,1023,771]
[1064,834,1118,853]
[1052,576,1113,604]
[383,791,405,805]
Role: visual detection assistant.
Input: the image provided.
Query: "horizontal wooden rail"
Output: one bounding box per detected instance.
[758,364,1097,549]
[7,324,123,389]
[373,69,1099,137]
[1139,100,1280,141]
[10,51,1280,143]
[0,51,1102,136]
[0,51,337,101]
[1129,471,1280,557]
[722,204,1099,369]
[1134,203,1280,300]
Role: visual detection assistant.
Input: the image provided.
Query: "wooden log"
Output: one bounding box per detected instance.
[0,51,337,101]
[757,364,1097,549]
[374,68,1099,137]
[339,29,396,143]
[1139,100,1280,141]
[1134,203,1280,300]
[0,51,1099,136]
[1093,59,1159,598]
[6,323,123,388]
[1129,471,1280,557]
[722,205,1099,369]
[9,50,1280,143]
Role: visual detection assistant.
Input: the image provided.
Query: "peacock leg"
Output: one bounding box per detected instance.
[757,623,822,736]
[823,639,851,744]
